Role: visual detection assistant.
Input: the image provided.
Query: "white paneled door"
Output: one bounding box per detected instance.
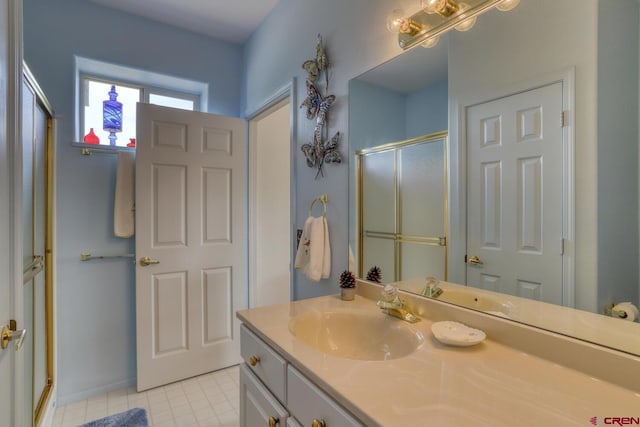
[135,104,246,391]
[466,82,564,304]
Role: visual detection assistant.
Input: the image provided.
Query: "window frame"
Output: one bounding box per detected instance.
[74,56,208,145]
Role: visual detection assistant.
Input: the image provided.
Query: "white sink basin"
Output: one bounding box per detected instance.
[289,309,424,361]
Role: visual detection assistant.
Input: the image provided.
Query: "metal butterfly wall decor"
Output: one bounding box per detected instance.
[300,34,341,179]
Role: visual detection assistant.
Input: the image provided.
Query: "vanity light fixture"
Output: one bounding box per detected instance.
[386,9,423,36]
[392,0,520,50]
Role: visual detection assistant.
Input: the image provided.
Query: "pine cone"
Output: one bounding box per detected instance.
[366,266,382,283]
[339,270,356,288]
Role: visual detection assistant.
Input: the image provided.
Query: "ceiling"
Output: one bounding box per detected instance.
[89,0,279,43]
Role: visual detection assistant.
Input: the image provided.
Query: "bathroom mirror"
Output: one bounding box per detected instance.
[348,0,640,355]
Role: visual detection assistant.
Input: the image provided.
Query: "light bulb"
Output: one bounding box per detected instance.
[454,3,476,31]
[496,0,520,11]
[421,0,445,13]
[421,0,459,17]
[386,9,422,35]
[455,16,476,31]
[421,35,440,48]
[386,9,406,33]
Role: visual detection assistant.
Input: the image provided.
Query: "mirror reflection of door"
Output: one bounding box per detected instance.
[358,132,448,283]
[466,82,564,305]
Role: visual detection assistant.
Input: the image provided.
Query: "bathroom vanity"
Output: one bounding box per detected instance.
[240,325,364,427]
[237,281,640,427]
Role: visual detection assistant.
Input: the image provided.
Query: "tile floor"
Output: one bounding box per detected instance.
[51,365,240,427]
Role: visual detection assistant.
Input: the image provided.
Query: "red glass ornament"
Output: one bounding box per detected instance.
[83,128,100,144]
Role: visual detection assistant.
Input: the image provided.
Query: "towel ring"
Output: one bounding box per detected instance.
[309,194,328,217]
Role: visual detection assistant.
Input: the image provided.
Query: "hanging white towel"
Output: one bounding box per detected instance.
[295,216,314,270]
[114,151,135,238]
[321,216,331,279]
[294,216,331,282]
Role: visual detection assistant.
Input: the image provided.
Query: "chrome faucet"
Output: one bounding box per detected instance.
[377,284,420,323]
[422,276,443,298]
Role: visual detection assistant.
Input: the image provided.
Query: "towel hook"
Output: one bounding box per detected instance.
[309,194,328,217]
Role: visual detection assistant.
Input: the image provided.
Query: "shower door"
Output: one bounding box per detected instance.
[358,131,448,283]
[22,68,54,426]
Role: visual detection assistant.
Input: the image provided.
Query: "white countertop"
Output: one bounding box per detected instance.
[237,293,640,427]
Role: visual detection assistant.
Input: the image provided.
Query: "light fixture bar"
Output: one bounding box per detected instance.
[398,0,505,50]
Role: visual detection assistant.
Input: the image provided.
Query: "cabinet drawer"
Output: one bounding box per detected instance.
[287,366,364,427]
[240,365,288,427]
[241,324,287,403]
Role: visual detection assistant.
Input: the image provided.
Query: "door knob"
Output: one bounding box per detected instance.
[468,255,484,266]
[1,325,27,351]
[249,355,260,366]
[139,256,160,267]
[311,420,326,427]
[268,416,279,427]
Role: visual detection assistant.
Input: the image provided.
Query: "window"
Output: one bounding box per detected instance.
[76,57,208,147]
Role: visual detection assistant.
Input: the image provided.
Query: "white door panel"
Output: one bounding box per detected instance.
[467,82,564,304]
[136,103,246,391]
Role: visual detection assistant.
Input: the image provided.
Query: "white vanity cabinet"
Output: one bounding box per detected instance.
[287,365,364,427]
[240,325,287,402]
[240,324,365,427]
[240,364,288,427]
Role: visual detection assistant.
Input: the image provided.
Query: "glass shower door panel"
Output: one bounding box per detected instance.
[361,150,395,278]
[361,150,395,233]
[362,237,395,284]
[398,139,445,238]
[400,243,446,281]
[22,79,35,426]
[33,101,49,409]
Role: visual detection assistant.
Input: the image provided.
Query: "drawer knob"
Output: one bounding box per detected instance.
[249,355,261,366]
[268,416,279,427]
[311,420,326,427]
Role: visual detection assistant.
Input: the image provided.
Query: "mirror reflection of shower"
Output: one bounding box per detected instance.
[357,132,448,283]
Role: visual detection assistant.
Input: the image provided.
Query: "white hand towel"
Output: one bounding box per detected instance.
[294,216,331,282]
[321,217,331,279]
[306,216,325,281]
[114,151,135,238]
[295,216,314,270]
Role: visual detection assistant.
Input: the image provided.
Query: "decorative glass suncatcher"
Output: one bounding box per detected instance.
[300,34,341,179]
[103,85,123,146]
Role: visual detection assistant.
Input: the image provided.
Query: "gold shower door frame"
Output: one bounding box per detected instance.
[356,131,449,282]
[23,65,55,427]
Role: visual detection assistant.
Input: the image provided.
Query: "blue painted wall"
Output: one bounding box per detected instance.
[405,80,448,139]
[348,79,406,154]
[23,0,244,404]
